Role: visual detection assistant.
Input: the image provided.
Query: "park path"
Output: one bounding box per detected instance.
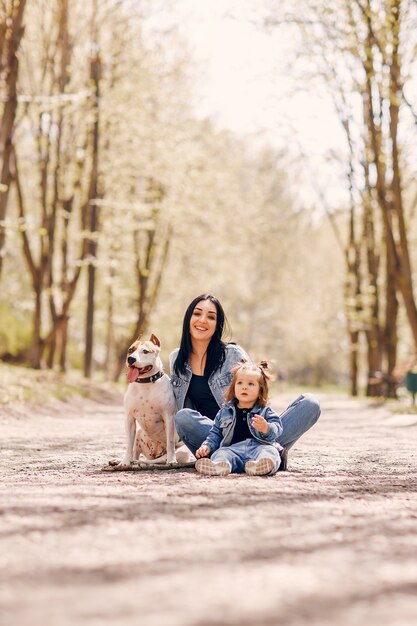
[0,392,416,626]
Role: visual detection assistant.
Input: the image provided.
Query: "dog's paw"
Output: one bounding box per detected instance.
[102,461,132,472]
[117,459,133,468]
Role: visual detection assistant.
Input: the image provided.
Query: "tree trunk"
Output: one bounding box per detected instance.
[59,318,69,372]
[349,330,359,397]
[362,170,382,397]
[0,0,27,277]
[84,38,101,378]
[364,2,417,352]
[47,338,56,370]
[387,1,417,349]
[104,276,116,380]
[384,242,399,398]
[30,286,43,369]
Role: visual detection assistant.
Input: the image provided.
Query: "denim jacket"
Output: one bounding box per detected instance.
[203,402,283,453]
[169,343,249,412]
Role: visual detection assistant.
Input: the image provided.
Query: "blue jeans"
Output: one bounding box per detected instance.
[174,394,321,456]
[211,439,281,475]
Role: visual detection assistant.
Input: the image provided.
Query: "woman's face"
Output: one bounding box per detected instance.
[189,299,218,343]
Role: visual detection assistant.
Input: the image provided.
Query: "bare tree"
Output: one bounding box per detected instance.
[0,0,26,277]
[11,0,97,368]
[265,0,417,394]
[84,0,101,378]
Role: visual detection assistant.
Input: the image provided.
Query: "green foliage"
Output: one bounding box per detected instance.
[0,302,31,356]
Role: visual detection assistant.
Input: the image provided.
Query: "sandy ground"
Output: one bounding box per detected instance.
[0,391,416,626]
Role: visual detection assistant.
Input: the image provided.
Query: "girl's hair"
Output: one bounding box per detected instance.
[224,361,271,407]
[173,294,230,377]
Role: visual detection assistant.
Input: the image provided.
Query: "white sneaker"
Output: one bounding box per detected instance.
[245,458,275,476]
[195,458,231,476]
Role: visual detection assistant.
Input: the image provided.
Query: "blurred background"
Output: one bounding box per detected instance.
[1,0,416,396]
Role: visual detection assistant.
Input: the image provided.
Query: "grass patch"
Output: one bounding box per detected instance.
[0,362,124,407]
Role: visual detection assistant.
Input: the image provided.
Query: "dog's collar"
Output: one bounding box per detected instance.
[134,370,164,384]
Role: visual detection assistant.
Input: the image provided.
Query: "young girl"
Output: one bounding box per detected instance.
[194,362,283,476]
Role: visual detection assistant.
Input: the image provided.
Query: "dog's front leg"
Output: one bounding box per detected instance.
[164,413,177,465]
[119,414,136,466]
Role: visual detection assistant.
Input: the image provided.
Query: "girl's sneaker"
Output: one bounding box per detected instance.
[195,458,231,476]
[245,457,275,476]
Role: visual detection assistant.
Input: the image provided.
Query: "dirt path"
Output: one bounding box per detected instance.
[1,392,416,626]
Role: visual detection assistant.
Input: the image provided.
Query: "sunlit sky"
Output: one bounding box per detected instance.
[170,0,348,207]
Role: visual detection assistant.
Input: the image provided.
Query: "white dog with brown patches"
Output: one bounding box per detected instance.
[119,334,178,466]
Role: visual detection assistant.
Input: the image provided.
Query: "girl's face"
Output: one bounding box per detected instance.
[189,299,218,343]
[235,373,260,408]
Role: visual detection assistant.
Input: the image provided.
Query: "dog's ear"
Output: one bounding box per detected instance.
[149,334,160,347]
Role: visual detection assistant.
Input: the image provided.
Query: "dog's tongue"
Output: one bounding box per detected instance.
[127,366,139,383]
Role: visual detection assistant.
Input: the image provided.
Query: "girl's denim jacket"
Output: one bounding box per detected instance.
[169,343,249,412]
[203,402,284,453]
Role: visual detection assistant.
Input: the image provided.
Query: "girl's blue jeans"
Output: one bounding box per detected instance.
[174,394,321,458]
[211,439,281,475]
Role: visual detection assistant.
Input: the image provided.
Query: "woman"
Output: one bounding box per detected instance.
[170,294,320,469]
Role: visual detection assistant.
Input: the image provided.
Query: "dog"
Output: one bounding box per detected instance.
[119,333,179,466]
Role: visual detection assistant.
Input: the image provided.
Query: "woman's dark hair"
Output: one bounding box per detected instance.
[173,294,229,377]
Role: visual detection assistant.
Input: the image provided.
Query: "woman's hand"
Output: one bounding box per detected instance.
[251,414,270,434]
[195,444,211,458]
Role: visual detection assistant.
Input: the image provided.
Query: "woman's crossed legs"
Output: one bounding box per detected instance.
[174,394,321,459]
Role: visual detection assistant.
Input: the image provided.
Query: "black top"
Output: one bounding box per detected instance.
[186,374,220,420]
[230,405,253,445]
